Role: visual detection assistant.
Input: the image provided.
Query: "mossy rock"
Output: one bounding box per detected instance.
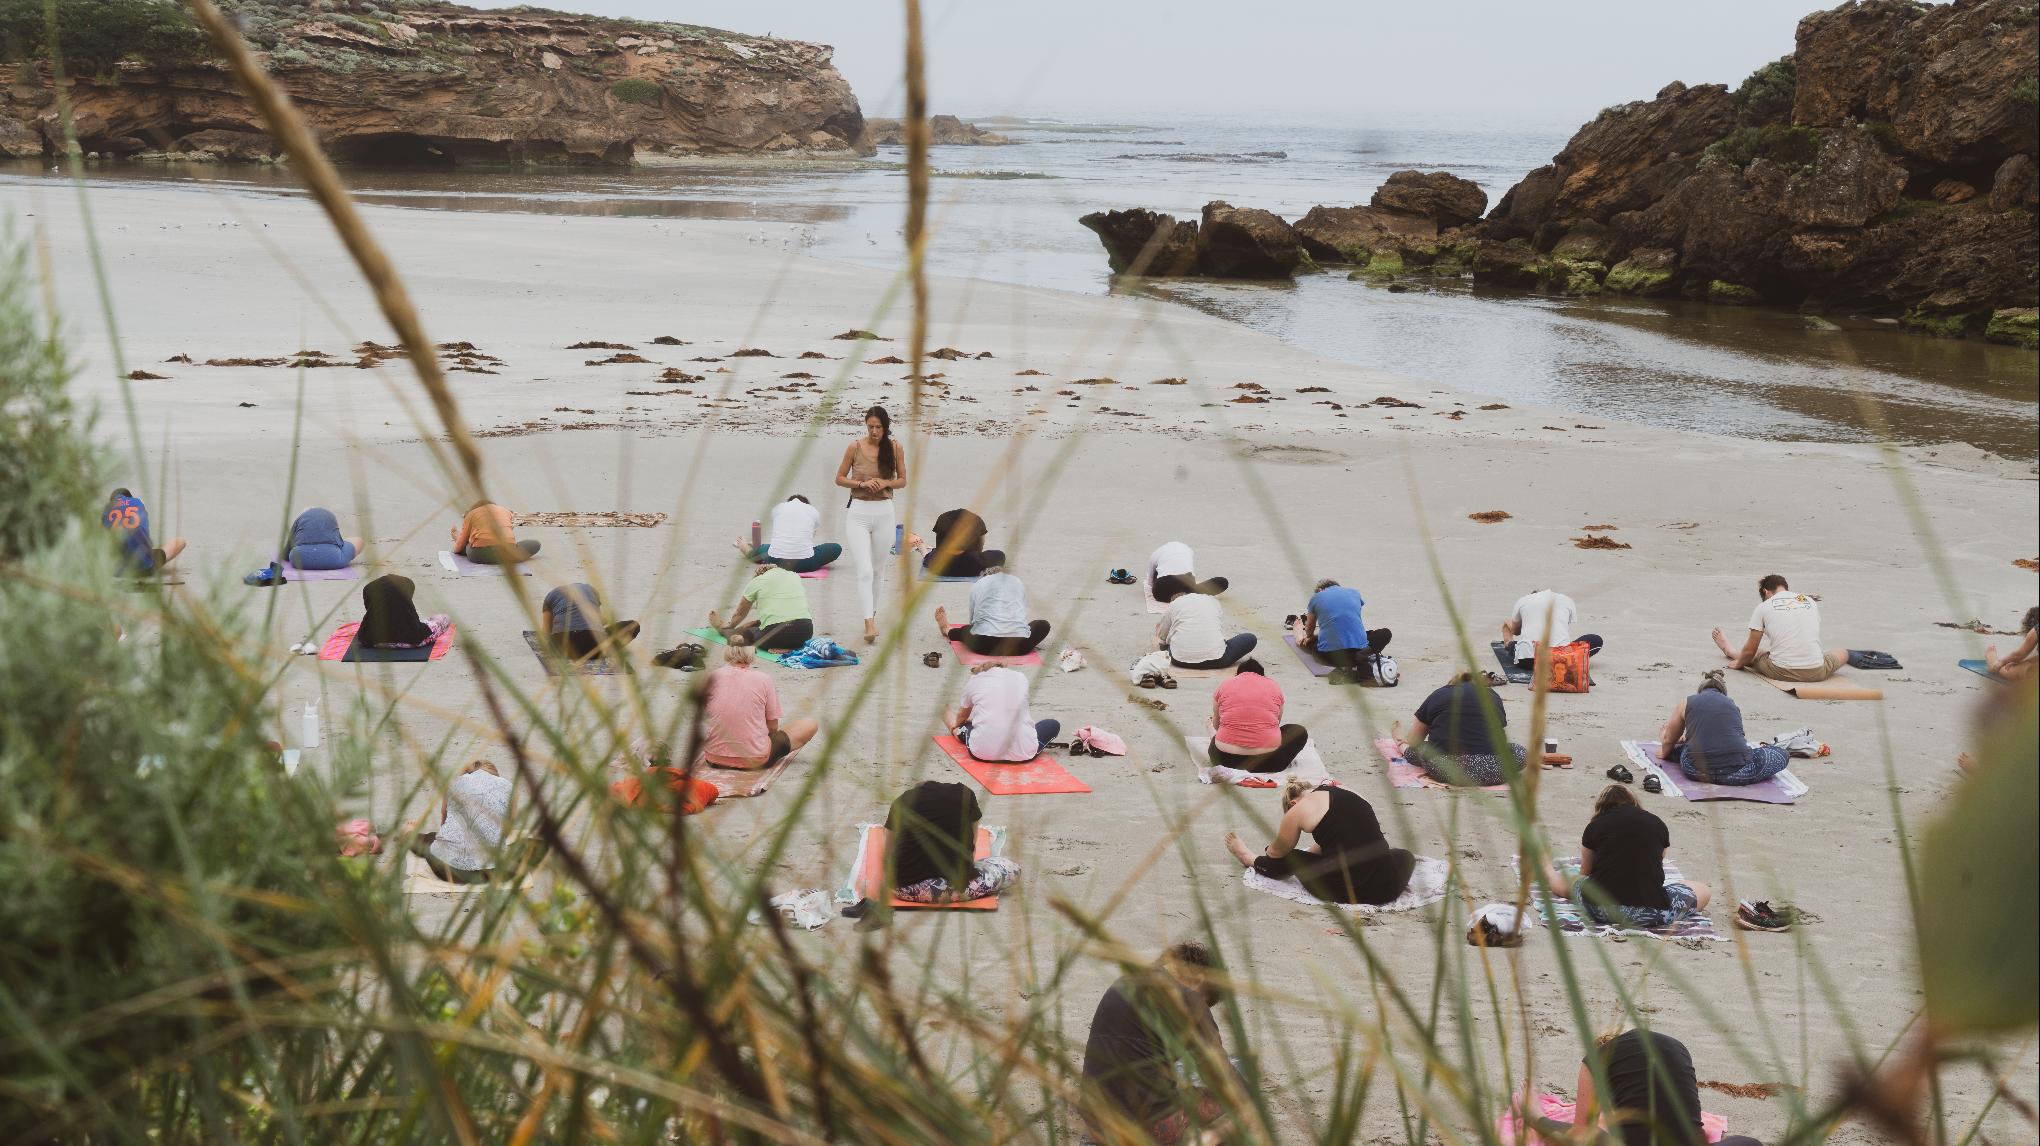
[1706,280,1761,305]
[1902,306,1980,339]
[1605,262,1675,296]
[1802,315,1843,332]
[610,78,664,106]
[1984,308,2038,348]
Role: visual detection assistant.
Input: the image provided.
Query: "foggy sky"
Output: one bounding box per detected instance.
[472,1,1833,128]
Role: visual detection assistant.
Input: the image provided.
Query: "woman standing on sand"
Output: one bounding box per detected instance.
[836,405,908,644]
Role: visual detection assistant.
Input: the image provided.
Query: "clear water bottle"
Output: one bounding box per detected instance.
[301,701,321,750]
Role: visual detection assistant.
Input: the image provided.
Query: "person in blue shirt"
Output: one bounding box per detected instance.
[1298,579,1392,684]
[285,506,366,571]
[101,488,185,576]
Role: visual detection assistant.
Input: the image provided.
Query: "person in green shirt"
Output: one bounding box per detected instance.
[708,561,816,651]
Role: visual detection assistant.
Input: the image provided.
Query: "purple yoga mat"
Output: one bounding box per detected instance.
[1281,632,1337,678]
[1624,741,1806,804]
[270,553,362,581]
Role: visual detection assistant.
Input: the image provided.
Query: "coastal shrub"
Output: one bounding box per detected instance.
[0,0,209,72]
[1703,123,1822,170]
[1733,55,1797,124]
[610,77,664,106]
[0,237,97,559]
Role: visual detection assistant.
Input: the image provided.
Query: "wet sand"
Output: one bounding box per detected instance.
[15,178,2039,1141]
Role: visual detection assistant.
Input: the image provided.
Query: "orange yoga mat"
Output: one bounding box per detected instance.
[934,734,1091,795]
[853,825,1000,910]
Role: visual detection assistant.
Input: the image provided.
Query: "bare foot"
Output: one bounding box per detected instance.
[1957,752,1976,775]
[1710,627,1735,658]
[934,605,951,641]
[1222,831,1256,868]
[731,538,751,557]
[708,609,726,632]
[863,619,878,645]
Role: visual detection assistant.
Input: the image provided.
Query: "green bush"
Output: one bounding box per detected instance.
[1734,55,1797,124]
[0,0,209,73]
[1703,123,1822,170]
[610,77,664,106]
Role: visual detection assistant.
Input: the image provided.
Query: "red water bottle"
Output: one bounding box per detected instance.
[751,519,761,551]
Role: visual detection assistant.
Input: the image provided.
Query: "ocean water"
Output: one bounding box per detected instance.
[5,113,2034,458]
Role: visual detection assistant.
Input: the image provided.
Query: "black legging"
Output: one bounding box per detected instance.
[463,539,541,564]
[732,617,814,652]
[1252,846,1416,905]
[1171,632,1257,670]
[750,543,842,574]
[554,620,640,660]
[1152,573,1228,603]
[1513,632,1603,665]
[946,620,1050,656]
[1208,723,1310,773]
[925,547,1006,578]
[1307,628,1393,673]
[408,833,490,884]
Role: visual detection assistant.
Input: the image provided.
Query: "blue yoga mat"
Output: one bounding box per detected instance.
[1959,658,2007,684]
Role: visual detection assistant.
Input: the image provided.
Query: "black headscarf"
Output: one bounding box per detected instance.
[885,780,980,889]
[360,574,432,647]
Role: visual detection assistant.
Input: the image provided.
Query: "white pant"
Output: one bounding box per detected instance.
[843,499,895,620]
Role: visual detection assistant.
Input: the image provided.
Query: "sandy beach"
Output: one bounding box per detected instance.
[12,176,2037,1140]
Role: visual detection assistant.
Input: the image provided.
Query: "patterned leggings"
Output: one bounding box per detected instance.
[893,857,1019,903]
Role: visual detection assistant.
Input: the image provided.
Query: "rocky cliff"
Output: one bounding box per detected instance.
[1475,0,2037,341]
[0,0,872,164]
[864,115,1012,146]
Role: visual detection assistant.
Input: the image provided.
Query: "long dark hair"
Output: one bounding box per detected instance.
[864,405,896,479]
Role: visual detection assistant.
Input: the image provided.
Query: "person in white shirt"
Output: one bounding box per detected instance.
[1501,589,1603,666]
[948,664,1060,762]
[932,564,1052,655]
[1147,540,1229,604]
[1158,592,1257,669]
[1714,573,1847,682]
[737,495,841,573]
[406,760,513,884]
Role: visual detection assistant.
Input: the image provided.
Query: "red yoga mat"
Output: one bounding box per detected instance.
[934,734,1090,795]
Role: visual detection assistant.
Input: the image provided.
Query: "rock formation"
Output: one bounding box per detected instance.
[1077,209,1200,276]
[0,1,872,164]
[1196,202,1304,278]
[865,115,1012,146]
[1474,0,2037,339]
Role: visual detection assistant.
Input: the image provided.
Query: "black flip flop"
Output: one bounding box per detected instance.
[1607,764,1634,784]
[1642,773,1662,794]
[923,650,942,667]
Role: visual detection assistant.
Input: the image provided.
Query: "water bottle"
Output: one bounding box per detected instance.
[892,522,903,555]
[301,701,321,750]
[750,519,762,550]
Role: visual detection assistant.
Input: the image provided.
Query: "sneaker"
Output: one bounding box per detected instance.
[1106,568,1137,585]
[1735,900,1791,932]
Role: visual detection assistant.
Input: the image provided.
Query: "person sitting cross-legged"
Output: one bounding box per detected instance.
[708,561,815,652]
[933,562,1051,657]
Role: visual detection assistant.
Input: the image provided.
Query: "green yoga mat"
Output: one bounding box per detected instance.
[686,628,786,664]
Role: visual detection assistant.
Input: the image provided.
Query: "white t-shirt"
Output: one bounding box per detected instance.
[1510,589,1578,662]
[1160,593,1226,664]
[768,499,820,561]
[1148,541,1194,584]
[430,770,511,871]
[960,666,1037,761]
[1750,592,1825,669]
[968,572,1031,638]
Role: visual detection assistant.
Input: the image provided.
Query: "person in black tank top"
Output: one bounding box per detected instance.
[1223,780,1417,904]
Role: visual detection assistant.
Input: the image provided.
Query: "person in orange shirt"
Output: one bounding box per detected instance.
[450,501,540,564]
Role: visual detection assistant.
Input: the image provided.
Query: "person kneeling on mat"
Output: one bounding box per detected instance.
[1300,578,1392,684]
[1222,777,1417,905]
[739,494,842,574]
[1658,669,1789,787]
[359,574,450,649]
[708,561,815,651]
[933,563,1050,656]
[542,582,640,660]
[949,663,1060,762]
[702,645,818,770]
[1394,670,1524,787]
[1158,590,1256,670]
[1147,539,1228,604]
[451,500,540,565]
[1207,658,1309,773]
[1543,784,1711,930]
[1502,587,1601,666]
[883,780,1019,904]
[924,507,1005,578]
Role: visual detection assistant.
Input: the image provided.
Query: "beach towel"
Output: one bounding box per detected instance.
[934,734,1091,795]
[781,637,860,669]
[1241,853,1450,914]
[319,621,456,662]
[1958,658,2009,684]
[1374,737,1510,794]
[439,550,533,577]
[1742,667,1882,701]
[523,630,624,676]
[1281,632,1338,678]
[1520,857,1727,942]
[842,823,1004,910]
[684,627,786,665]
[1190,735,1331,787]
[626,737,795,799]
[1498,1093,1727,1146]
[951,641,1043,667]
[273,554,361,581]
[1622,740,1807,805]
[1490,641,1593,686]
[1141,578,1168,614]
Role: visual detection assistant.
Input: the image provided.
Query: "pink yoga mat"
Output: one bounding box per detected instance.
[797,566,831,580]
[1374,738,1509,793]
[1498,1093,1725,1146]
[934,734,1090,795]
[949,641,1043,667]
[317,621,456,661]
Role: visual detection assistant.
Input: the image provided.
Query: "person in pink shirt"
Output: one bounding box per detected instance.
[1206,658,1310,773]
[700,645,819,769]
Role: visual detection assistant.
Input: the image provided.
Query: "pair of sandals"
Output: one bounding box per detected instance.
[1605,763,1662,793]
[243,561,287,587]
[652,643,707,672]
[1106,568,1137,585]
[1136,671,1178,690]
